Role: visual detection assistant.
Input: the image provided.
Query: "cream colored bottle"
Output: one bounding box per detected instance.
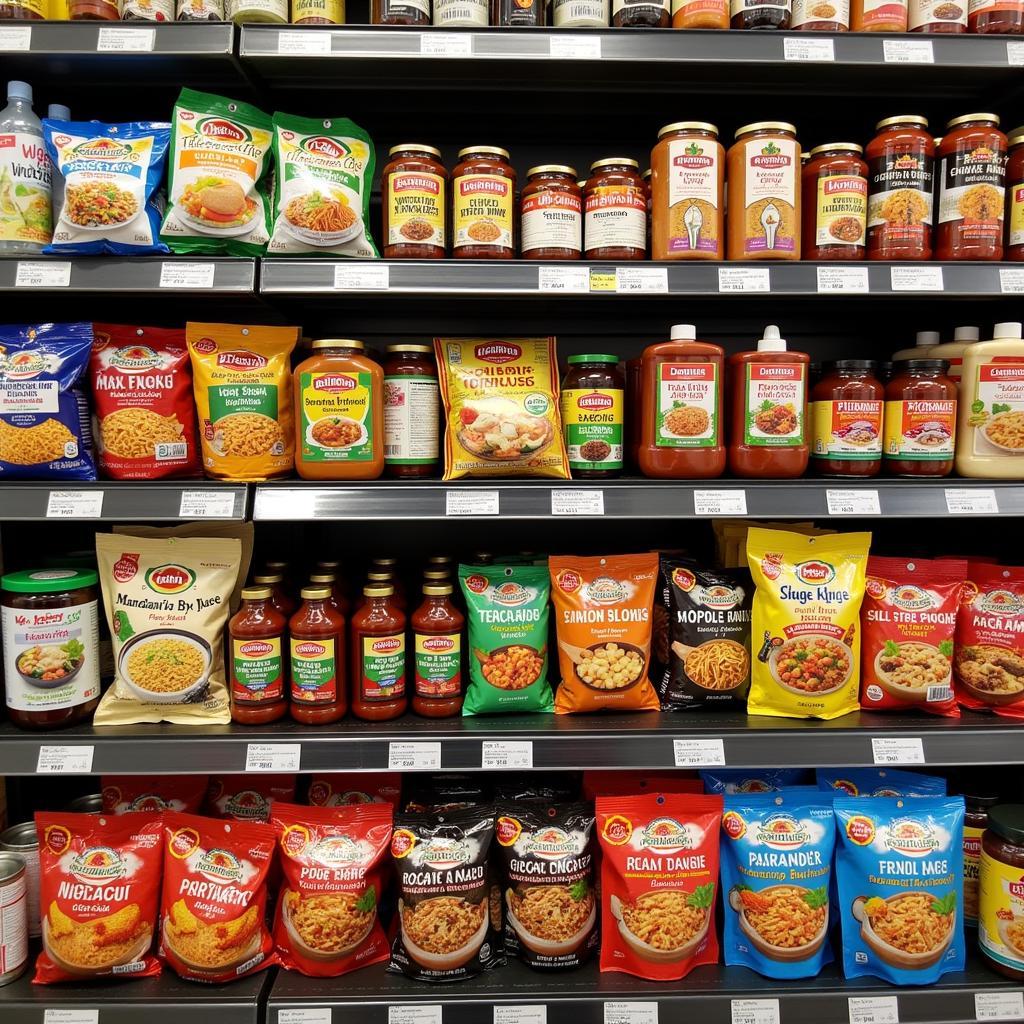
[929,326,980,387]
[892,330,939,362]
[956,322,1024,479]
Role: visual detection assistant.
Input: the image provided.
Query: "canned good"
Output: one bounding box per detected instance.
[0,822,39,937]
[65,793,103,814]
[0,852,28,986]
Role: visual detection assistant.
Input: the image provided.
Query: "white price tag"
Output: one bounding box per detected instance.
[674,738,726,768]
[731,999,781,1024]
[945,488,999,515]
[0,25,32,50]
[616,266,668,293]
[333,263,390,290]
[817,266,869,293]
[45,1012,100,1024]
[882,38,933,63]
[549,35,601,58]
[604,1004,657,1024]
[446,490,499,516]
[178,490,237,519]
[976,992,1024,1020]
[388,742,442,770]
[37,746,95,775]
[482,741,533,770]
[871,737,925,765]
[551,489,604,516]
[97,27,155,51]
[718,267,770,293]
[783,36,834,61]
[1000,268,1024,293]
[389,1009,442,1024]
[538,266,590,293]
[245,743,301,772]
[849,996,899,1024]
[827,489,881,516]
[46,491,104,519]
[495,1010,546,1024]
[276,30,332,54]
[15,261,71,288]
[890,265,943,291]
[279,1011,332,1024]
[160,262,216,289]
[693,489,747,516]
[1007,40,1024,65]
[420,32,472,56]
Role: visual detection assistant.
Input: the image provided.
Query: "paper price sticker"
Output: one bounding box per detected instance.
[44,1012,100,1024]
[1007,40,1024,65]
[890,265,943,292]
[37,746,95,774]
[551,489,604,516]
[817,266,869,293]
[389,1009,442,1024]
[245,743,301,772]
[975,992,1024,1020]
[178,490,238,519]
[495,1008,547,1024]
[871,737,925,765]
[46,491,104,519]
[783,36,834,61]
[674,738,726,768]
[420,32,472,56]
[446,490,499,516]
[945,488,999,515]
[160,262,216,289]
[482,741,533,770]
[276,30,333,54]
[15,261,71,288]
[333,263,390,290]
[693,489,747,516]
[589,270,617,292]
[549,35,601,59]
[538,266,591,293]
[616,266,668,293]
[388,742,442,771]
[718,267,770,293]
[0,25,31,50]
[882,38,933,63]
[278,1011,332,1024]
[604,1004,657,1024]
[97,27,155,51]
[849,996,899,1024]
[827,489,881,516]
[731,999,781,1024]
[1000,268,1024,293]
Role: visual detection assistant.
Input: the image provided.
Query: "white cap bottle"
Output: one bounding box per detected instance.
[757,324,788,352]
[930,326,984,385]
[892,330,940,361]
[670,324,697,341]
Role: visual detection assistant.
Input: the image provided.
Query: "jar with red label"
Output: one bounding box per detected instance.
[452,145,516,259]
[936,114,1007,262]
[909,0,966,30]
[802,143,867,260]
[1008,129,1024,262]
[585,157,646,261]
[792,0,849,29]
[969,0,1023,31]
[520,165,582,261]
[810,360,884,477]
[381,144,447,260]
[730,0,791,26]
[230,586,288,725]
[350,583,407,721]
[883,359,957,477]
[289,586,346,725]
[411,583,464,718]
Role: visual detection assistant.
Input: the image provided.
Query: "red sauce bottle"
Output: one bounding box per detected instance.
[290,586,346,725]
[350,584,407,721]
[810,360,884,477]
[883,358,957,478]
[371,558,406,610]
[309,572,350,619]
[230,587,288,725]
[252,573,296,619]
[412,583,465,718]
[728,325,810,479]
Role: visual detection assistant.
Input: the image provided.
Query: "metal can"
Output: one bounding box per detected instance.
[0,822,39,938]
[65,793,103,814]
[0,852,28,986]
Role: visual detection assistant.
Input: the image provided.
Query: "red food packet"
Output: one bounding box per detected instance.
[102,775,207,815]
[205,774,296,821]
[306,773,400,807]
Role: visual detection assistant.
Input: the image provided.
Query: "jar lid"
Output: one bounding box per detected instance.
[965,793,1002,809]
[423,569,450,580]
[309,573,336,583]
[809,142,864,157]
[526,164,577,177]
[875,114,929,131]
[373,557,398,567]
[388,143,442,158]
[590,157,640,171]
[301,586,332,600]
[1009,127,1024,147]
[892,358,949,372]
[312,338,364,350]
[367,571,393,581]
[1,567,97,593]
[428,555,451,565]
[241,586,272,600]
[386,344,433,353]
[458,145,510,159]
[253,574,283,584]
[364,584,395,597]
[946,112,1000,129]
[316,560,340,570]
[423,584,454,595]
[264,560,288,571]
[642,168,651,179]
[831,359,877,371]
[567,353,620,364]
[988,804,1024,846]
[734,121,797,139]
[657,120,719,139]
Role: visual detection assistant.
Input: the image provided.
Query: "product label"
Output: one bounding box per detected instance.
[730,0,787,10]
[521,190,582,255]
[227,0,288,17]
[298,370,375,464]
[0,130,52,246]
[937,143,1006,253]
[551,0,609,23]
[383,0,430,13]
[791,0,848,24]
[122,0,176,17]
[1,599,100,713]
[361,632,406,701]
[743,363,805,446]
[979,847,1024,971]
[858,0,907,25]
[289,636,337,705]
[612,0,669,14]
[291,0,344,18]
[672,0,727,13]
[1010,183,1024,246]
[585,185,646,252]
[814,173,867,248]
[867,147,933,247]
[665,139,721,254]
[561,387,624,469]
[883,399,956,460]
[453,173,513,252]
[433,0,488,21]
[811,399,883,460]
[232,636,283,703]
[968,359,1024,457]
[384,375,440,465]
[656,363,718,448]
[964,823,983,927]
[414,631,461,697]
[387,171,445,249]
[741,137,797,255]
[177,0,224,17]
[908,0,967,27]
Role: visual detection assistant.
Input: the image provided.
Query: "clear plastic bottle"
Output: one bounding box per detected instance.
[0,81,51,255]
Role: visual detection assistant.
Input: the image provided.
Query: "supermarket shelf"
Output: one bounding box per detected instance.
[0,257,256,294]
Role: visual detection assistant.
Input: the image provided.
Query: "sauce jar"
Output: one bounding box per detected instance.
[730,0,790,28]
[433,0,488,23]
[802,143,867,261]
[291,0,344,21]
[383,343,440,479]
[962,788,1001,929]
[230,586,288,726]
[560,353,625,479]
[372,557,407,609]
[122,0,174,18]
[227,0,288,20]
[371,0,429,21]
[177,0,224,19]
[909,0,967,29]
[851,0,906,27]
[309,572,349,618]
[252,573,296,618]
[883,359,957,477]
[867,115,935,262]
[672,0,727,26]
[520,165,582,261]
[613,0,669,25]
[936,114,1007,263]
[412,583,465,718]
[1007,128,1024,262]
[585,157,647,261]
[969,0,1023,31]
[980,804,1024,980]
[810,360,884,477]
[551,0,609,22]
[70,0,120,16]
[792,0,849,28]
[651,121,724,262]
[452,146,515,260]
[0,0,45,18]
[289,586,346,725]
[1,569,100,731]
[350,584,407,721]
[381,144,447,260]
[492,0,543,21]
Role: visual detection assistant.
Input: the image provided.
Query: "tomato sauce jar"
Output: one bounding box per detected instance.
[384,344,440,479]
[412,583,464,718]
[520,165,582,261]
[969,0,1023,32]
[230,586,288,725]
[980,804,1024,980]
[883,359,957,477]
[811,360,884,477]
[381,144,447,260]
[289,586,346,725]
[585,158,647,261]
[350,583,407,721]
[802,143,867,261]
[452,146,515,260]
[560,353,624,478]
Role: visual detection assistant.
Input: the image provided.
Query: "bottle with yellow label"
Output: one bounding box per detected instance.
[979,804,1024,980]
[291,0,344,19]
[561,354,624,479]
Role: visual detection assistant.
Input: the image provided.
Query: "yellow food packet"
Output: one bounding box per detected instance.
[746,526,871,720]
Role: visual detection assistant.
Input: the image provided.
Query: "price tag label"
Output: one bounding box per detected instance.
[817,266,869,293]
[890,265,943,292]
[160,262,215,289]
[276,30,332,54]
[731,999,781,1024]
[718,267,770,293]
[495,1010,546,1024]
[333,263,389,290]
[872,737,925,765]
[16,261,71,288]
[882,38,933,63]
[1007,40,1024,65]
[538,266,590,293]
[549,35,601,58]
[46,491,104,519]
[37,746,95,775]
[446,490,499,516]
[245,743,301,772]
[551,489,604,516]
[976,992,1024,1020]
[482,741,533,770]
[45,1012,100,1024]
[279,1011,332,1024]
[693,489,747,516]
[389,1009,442,1024]
[420,32,472,56]
[674,738,726,768]
[0,25,32,49]
[783,36,834,61]
[945,488,999,515]
[178,490,238,519]
[616,266,668,293]
[849,996,899,1024]
[604,1004,657,1024]
[97,27,155,51]
[827,489,881,516]
[389,742,442,771]
[588,270,616,292]
[1000,268,1024,293]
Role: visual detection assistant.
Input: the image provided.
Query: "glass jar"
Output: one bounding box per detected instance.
[309,573,349,618]
[730,0,790,28]
[70,0,120,16]
[452,146,515,260]
[672,0,727,26]
[289,586,346,725]
[381,144,447,260]
[550,0,608,22]
[802,143,867,261]
[560,354,625,479]
[520,165,582,261]
[963,790,1001,929]
[883,359,957,477]
[371,0,429,21]
[792,0,848,28]
[411,584,465,718]
[613,0,669,26]
[230,586,288,726]
[291,0,344,21]
[252,573,297,618]
[350,584,407,721]
[851,0,906,27]
[1009,129,1024,262]
[122,0,175,18]
[0,0,45,17]
[810,360,883,477]
[383,343,440,479]
[867,115,935,262]
[433,0,487,24]
[585,157,647,261]
[980,804,1024,980]
[969,0,1023,31]
[492,0,542,21]
[177,0,224,19]
[909,0,967,30]
[227,0,288,20]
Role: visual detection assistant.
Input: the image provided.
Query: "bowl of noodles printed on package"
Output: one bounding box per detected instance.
[117,626,213,705]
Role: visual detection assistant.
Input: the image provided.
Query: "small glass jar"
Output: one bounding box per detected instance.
[492,0,542,21]
[852,0,906,27]
[230,586,288,726]
[384,344,440,479]
[1008,129,1024,262]
[970,0,1023,31]
[381,144,447,260]
[433,0,487,24]
[177,0,224,19]
[613,0,669,26]
[585,158,646,261]
[550,0,608,23]
[963,789,1000,929]
[70,0,120,17]
[802,143,867,261]
[452,146,516,260]
[792,0,848,28]
[730,0,791,28]
[811,360,883,478]
[980,804,1024,980]
[909,0,967,31]
[672,0,727,26]
[560,354,625,479]
[520,165,582,261]
[371,0,429,21]
[883,359,957,478]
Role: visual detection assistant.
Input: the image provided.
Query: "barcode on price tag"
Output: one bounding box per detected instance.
[604,1004,657,1024]
[0,25,32,49]
[817,266,869,293]
[674,738,725,767]
[245,743,301,772]
[538,266,590,293]
[890,265,943,291]
[827,489,881,516]
[15,261,71,288]
[731,999,780,1024]
[616,266,668,293]
[276,30,332,54]
[37,746,95,774]
[783,36,834,61]
[975,992,1024,1020]
[872,737,925,765]
[882,38,933,63]
[495,1007,547,1024]
[945,488,999,515]
[178,490,238,519]
[420,32,471,56]
[46,491,104,519]
[333,263,389,290]
[97,27,155,51]
[45,1012,100,1024]
[551,489,604,516]
[718,267,770,293]
[446,490,499,516]
[160,262,215,289]
[278,1010,332,1024]
[389,1008,441,1024]
[389,742,442,770]
[849,996,899,1024]
[693,489,747,516]
[482,741,533,770]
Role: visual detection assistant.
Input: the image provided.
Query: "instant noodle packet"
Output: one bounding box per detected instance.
[596,792,722,981]
[817,768,947,798]
[435,337,570,480]
[34,811,163,984]
[701,769,812,794]
[720,792,835,979]
[549,553,660,714]
[268,113,378,259]
[187,322,300,481]
[747,527,871,720]
[206,775,297,821]
[307,773,401,807]
[102,775,207,815]
[834,796,965,985]
[860,556,964,717]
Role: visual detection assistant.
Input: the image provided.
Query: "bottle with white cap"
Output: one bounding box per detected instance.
[956,321,1024,478]
[0,80,51,254]
[892,330,940,362]
[929,325,980,386]
[727,324,810,478]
